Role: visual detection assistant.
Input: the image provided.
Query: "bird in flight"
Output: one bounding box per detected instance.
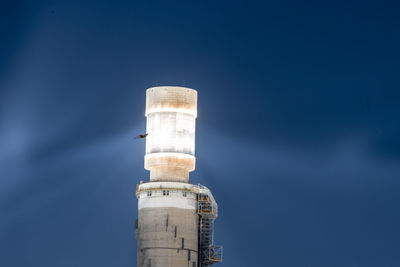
[134,133,148,139]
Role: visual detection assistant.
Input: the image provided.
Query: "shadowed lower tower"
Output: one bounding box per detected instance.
[135,86,222,267]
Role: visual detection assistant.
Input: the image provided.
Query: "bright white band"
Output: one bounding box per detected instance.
[138,195,197,210]
[137,182,216,211]
[145,152,195,160]
[145,107,197,117]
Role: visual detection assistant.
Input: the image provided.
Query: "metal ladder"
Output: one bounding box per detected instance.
[198,194,222,266]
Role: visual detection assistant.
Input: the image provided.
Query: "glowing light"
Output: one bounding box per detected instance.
[144,86,197,182]
[146,112,195,155]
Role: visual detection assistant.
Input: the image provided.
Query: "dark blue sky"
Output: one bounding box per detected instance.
[1,1,400,266]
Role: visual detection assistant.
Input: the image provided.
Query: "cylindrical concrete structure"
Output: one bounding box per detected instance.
[136,86,221,267]
[145,86,197,183]
[136,182,199,267]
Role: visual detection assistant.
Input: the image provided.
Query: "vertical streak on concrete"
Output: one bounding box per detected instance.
[137,208,199,267]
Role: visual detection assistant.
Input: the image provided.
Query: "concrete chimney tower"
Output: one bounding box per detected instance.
[135,86,222,267]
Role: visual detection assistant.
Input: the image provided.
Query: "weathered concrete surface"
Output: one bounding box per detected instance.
[137,207,199,267]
